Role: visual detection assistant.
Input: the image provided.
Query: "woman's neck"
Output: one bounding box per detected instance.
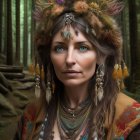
[64,83,89,108]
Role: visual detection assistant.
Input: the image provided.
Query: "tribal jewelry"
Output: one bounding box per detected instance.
[57,97,92,139]
[61,13,74,40]
[38,113,91,140]
[95,64,105,106]
[61,13,91,40]
[38,98,101,140]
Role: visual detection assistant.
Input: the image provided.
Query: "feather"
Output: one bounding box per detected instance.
[106,0,124,15]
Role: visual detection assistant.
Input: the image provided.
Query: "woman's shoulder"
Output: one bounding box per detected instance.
[113,92,140,139]
[115,93,136,120]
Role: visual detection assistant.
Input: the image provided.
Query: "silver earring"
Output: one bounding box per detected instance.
[95,64,105,106]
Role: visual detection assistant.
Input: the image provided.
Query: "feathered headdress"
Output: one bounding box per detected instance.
[34,0,124,48]
[34,0,128,89]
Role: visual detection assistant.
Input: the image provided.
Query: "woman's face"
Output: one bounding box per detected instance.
[51,27,97,87]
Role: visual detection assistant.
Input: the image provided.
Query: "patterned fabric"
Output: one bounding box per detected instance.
[14,98,140,140]
[114,102,140,140]
[14,103,40,140]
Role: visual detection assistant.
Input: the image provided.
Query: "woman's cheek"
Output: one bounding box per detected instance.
[51,54,65,70]
[79,54,97,75]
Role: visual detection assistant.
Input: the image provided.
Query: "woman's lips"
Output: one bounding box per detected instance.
[62,70,81,77]
[63,70,80,73]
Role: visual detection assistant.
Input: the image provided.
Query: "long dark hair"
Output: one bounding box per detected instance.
[35,12,121,139]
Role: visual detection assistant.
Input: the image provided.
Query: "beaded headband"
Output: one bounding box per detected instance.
[60,13,92,39]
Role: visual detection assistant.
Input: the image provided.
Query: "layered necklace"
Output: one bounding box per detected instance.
[57,97,92,140]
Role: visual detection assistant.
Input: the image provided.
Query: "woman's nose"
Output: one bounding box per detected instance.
[65,48,76,67]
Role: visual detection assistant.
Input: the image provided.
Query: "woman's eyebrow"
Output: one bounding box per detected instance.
[52,41,65,45]
[52,41,92,47]
[75,41,89,44]
[75,41,92,46]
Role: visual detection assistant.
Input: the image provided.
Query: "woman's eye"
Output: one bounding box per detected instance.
[79,45,88,52]
[54,46,65,53]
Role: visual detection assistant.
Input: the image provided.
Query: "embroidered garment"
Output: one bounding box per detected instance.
[113,102,140,140]
[14,93,140,140]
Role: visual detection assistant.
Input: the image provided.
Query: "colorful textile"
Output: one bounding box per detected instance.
[114,102,140,139]
[14,94,140,140]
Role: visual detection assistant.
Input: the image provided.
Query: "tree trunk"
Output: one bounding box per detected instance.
[31,0,36,62]
[120,0,131,90]
[128,0,138,91]
[3,1,7,55]
[0,0,3,53]
[23,0,28,67]
[15,0,20,65]
[134,1,140,94]
[7,0,13,65]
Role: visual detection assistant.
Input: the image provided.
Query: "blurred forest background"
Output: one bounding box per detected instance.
[0,0,140,95]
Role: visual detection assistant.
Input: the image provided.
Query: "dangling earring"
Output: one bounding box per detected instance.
[35,64,41,98]
[95,64,105,106]
[46,69,52,103]
[29,63,40,98]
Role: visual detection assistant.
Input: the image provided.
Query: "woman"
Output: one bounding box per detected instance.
[15,0,140,140]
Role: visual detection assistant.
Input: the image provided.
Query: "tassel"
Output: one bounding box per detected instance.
[112,64,119,79]
[28,63,41,98]
[97,87,104,101]
[35,83,41,98]
[123,64,129,78]
[28,64,35,75]
[35,64,40,75]
[117,65,123,79]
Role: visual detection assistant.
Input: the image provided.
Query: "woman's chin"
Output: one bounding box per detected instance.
[62,79,87,87]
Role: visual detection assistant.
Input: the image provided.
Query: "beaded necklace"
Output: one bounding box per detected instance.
[57,97,92,140]
[38,115,90,140]
[38,98,93,140]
